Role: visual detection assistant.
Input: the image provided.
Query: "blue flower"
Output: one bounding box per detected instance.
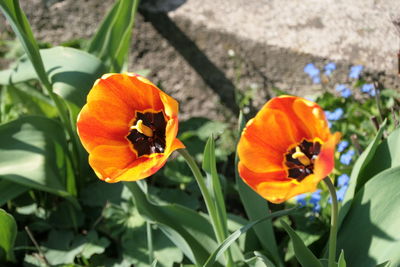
[335,84,352,98]
[349,65,363,79]
[337,140,349,152]
[324,62,336,76]
[310,189,321,205]
[340,149,355,165]
[312,76,321,84]
[325,108,344,121]
[312,203,321,213]
[335,84,347,92]
[304,63,321,84]
[295,193,307,206]
[336,185,348,202]
[337,174,350,187]
[341,88,352,98]
[361,83,376,97]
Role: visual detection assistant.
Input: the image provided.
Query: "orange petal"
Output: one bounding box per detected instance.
[77,105,128,151]
[292,97,331,141]
[237,108,303,173]
[314,132,341,178]
[239,162,320,204]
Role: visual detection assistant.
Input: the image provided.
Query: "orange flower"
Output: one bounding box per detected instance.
[237,96,340,204]
[77,73,185,183]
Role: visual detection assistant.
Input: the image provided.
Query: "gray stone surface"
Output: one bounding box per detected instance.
[170,0,400,74]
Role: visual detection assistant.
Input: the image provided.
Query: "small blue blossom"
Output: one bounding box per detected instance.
[304,63,321,84]
[335,84,352,98]
[361,83,376,97]
[295,193,307,206]
[337,140,349,152]
[337,174,350,187]
[341,88,352,98]
[335,84,347,92]
[312,203,321,213]
[310,189,321,205]
[340,149,355,165]
[336,185,348,202]
[312,76,321,84]
[324,62,336,76]
[325,108,344,121]
[349,65,363,79]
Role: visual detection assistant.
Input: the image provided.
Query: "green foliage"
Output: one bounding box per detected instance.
[87,0,140,72]
[0,209,17,262]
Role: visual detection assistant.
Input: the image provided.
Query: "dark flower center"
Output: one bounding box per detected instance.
[127,111,167,156]
[285,139,321,182]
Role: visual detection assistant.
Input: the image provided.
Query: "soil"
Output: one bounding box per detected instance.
[1,0,399,122]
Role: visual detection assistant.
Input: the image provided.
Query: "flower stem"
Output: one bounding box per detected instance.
[147,221,154,265]
[178,149,233,267]
[323,177,338,267]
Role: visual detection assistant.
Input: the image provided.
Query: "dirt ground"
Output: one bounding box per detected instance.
[1,0,399,122]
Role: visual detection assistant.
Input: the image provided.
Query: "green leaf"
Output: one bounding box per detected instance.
[280,220,322,267]
[0,47,106,108]
[203,208,296,267]
[202,136,229,237]
[339,120,386,226]
[6,83,57,118]
[337,166,400,266]
[376,260,391,267]
[124,181,223,266]
[244,251,277,267]
[234,112,280,265]
[0,180,28,206]
[0,209,17,262]
[0,0,51,89]
[87,0,140,72]
[338,250,346,267]
[0,116,78,207]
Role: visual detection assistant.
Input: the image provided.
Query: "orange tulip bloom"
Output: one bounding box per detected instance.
[77,73,185,183]
[237,96,340,204]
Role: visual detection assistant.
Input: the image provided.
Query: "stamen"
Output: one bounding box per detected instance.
[292,146,311,166]
[130,120,153,137]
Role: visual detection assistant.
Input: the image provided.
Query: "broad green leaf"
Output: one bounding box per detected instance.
[339,120,386,226]
[337,166,400,266]
[0,47,106,108]
[203,208,296,267]
[359,127,400,183]
[0,116,78,207]
[0,0,51,89]
[124,181,223,266]
[87,0,140,72]
[0,180,28,206]
[0,209,17,262]
[280,221,322,267]
[7,83,57,118]
[338,250,346,267]
[235,112,281,266]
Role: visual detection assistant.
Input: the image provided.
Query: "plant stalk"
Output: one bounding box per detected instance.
[178,149,233,267]
[323,177,338,267]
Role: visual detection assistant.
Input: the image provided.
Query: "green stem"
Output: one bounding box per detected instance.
[178,149,233,267]
[323,177,338,267]
[147,221,154,265]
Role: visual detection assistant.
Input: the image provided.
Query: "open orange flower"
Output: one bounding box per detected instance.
[237,96,340,204]
[77,73,185,183]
